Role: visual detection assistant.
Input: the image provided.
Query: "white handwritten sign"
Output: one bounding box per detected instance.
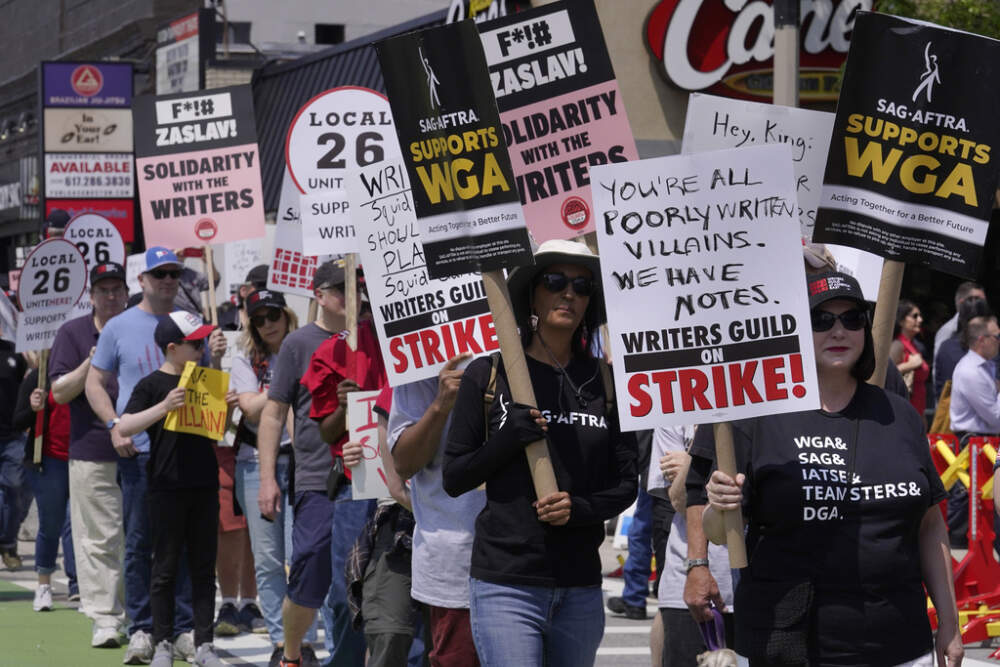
[592,144,819,429]
[347,390,391,500]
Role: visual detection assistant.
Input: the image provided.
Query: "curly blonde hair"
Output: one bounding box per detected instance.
[238,306,299,364]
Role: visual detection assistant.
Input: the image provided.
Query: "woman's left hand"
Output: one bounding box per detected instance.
[936,621,964,667]
[225,390,239,407]
[534,491,571,526]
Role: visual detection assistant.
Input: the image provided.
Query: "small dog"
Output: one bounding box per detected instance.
[696,648,740,667]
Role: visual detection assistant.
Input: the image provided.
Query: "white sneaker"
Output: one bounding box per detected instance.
[32,584,53,611]
[92,623,122,648]
[193,643,226,667]
[151,639,174,667]
[173,630,195,663]
[124,629,155,664]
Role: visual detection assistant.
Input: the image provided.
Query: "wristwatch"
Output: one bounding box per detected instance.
[105,417,120,430]
[683,558,710,573]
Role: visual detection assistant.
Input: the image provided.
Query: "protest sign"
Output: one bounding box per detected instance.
[125,253,144,295]
[813,12,1000,278]
[481,0,638,241]
[268,168,333,297]
[286,87,399,255]
[681,93,884,297]
[164,361,230,441]
[64,212,126,269]
[377,19,533,279]
[133,85,266,248]
[15,239,87,352]
[348,159,497,385]
[592,144,819,430]
[346,390,391,500]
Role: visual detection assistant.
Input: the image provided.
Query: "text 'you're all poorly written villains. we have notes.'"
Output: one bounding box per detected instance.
[592,144,819,430]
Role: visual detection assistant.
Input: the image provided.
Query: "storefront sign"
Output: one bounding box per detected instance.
[42,62,132,108]
[45,199,135,242]
[43,108,134,153]
[44,153,133,198]
[646,0,872,102]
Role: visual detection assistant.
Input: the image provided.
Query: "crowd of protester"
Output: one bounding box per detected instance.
[0,217,985,667]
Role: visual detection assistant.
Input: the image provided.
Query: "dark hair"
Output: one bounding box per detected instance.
[957,297,991,350]
[955,281,984,307]
[892,299,919,338]
[963,315,997,350]
[518,269,602,358]
[853,307,876,382]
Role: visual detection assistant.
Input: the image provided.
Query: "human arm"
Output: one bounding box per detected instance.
[85,364,135,457]
[237,392,269,423]
[256,398,289,519]
[51,345,95,405]
[920,506,963,666]
[379,416,411,511]
[683,501,726,622]
[891,339,924,373]
[13,370,39,432]
[668,452,692,513]
[392,354,470,480]
[317,378,358,444]
[119,384,185,438]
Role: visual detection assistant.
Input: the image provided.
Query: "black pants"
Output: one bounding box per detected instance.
[651,496,674,597]
[149,488,219,646]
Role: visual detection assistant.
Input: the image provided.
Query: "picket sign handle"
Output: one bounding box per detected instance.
[482,269,559,499]
[868,259,904,389]
[712,421,748,568]
[345,254,358,352]
[203,246,218,326]
[33,349,49,465]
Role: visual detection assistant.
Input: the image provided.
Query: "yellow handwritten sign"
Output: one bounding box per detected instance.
[164,361,230,441]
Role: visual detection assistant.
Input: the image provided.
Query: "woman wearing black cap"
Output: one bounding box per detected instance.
[689,271,962,666]
[443,240,637,666]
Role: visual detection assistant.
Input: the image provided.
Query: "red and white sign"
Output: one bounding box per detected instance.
[71,65,104,97]
[347,390,391,500]
[646,0,872,102]
[46,199,134,242]
[44,153,133,198]
[267,168,333,297]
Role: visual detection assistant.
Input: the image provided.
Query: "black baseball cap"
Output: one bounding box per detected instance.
[90,262,126,286]
[312,259,346,291]
[807,271,866,310]
[245,264,269,289]
[46,209,70,229]
[245,289,286,316]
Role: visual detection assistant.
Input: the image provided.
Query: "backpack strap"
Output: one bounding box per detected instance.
[598,357,614,416]
[483,352,501,434]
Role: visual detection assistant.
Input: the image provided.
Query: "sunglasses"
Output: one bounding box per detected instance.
[250,309,283,328]
[811,308,868,332]
[148,269,181,280]
[537,272,595,297]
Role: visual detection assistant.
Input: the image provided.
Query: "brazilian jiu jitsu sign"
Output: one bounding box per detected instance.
[481,0,638,241]
[813,12,1000,278]
[133,85,265,247]
[377,19,532,279]
[592,144,819,429]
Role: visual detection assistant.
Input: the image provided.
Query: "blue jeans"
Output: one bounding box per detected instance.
[118,454,193,637]
[235,455,317,645]
[26,457,75,581]
[469,578,604,667]
[0,434,27,551]
[320,484,375,667]
[623,488,653,608]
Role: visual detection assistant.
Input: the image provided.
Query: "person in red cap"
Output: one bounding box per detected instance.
[119,312,237,667]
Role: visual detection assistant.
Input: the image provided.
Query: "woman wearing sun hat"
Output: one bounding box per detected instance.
[443,239,638,666]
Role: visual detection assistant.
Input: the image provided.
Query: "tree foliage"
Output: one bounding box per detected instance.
[876,0,1000,40]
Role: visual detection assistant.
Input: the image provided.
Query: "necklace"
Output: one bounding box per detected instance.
[537,333,597,408]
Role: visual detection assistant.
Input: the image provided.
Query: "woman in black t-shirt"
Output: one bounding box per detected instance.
[695,271,962,667]
[444,239,637,667]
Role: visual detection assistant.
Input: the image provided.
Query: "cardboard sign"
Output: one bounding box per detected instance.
[377,20,533,279]
[347,390,391,500]
[133,85,266,248]
[15,239,88,352]
[348,159,497,385]
[164,361,230,441]
[591,144,819,429]
[813,12,1000,278]
[286,87,399,255]
[268,168,333,297]
[44,153,134,198]
[481,0,638,241]
[681,93,884,297]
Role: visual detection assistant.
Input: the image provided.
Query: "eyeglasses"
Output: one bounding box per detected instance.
[537,272,595,297]
[251,309,283,328]
[811,308,868,332]
[148,269,181,280]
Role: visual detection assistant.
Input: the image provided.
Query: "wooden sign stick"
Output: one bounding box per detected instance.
[32,349,49,465]
[713,421,748,568]
[345,253,358,352]
[308,298,319,324]
[868,259,904,389]
[203,246,218,326]
[481,269,559,499]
